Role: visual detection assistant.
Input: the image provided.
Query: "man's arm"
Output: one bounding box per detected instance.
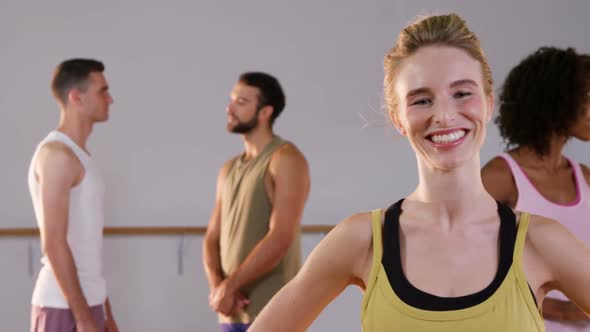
[37,143,99,331]
[210,144,310,311]
[104,297,119,332]
[203,160,235,291]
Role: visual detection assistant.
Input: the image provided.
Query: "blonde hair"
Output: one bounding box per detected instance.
[384,13,493,114]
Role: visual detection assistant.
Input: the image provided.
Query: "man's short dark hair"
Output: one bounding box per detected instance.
[51,58,105,105]
[239,72,286,126]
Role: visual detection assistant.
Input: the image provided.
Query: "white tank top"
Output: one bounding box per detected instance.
[28,131,107,307]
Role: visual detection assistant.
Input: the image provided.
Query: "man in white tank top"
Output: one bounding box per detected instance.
[28,59,118,332]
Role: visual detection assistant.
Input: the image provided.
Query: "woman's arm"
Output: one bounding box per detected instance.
[249,212,373,332]
[528,216,590,316]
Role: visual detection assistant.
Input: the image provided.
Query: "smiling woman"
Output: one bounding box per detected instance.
[247,13,590,332]
[388,46,493,171]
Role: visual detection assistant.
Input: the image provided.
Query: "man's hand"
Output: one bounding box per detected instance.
[234,292,250,314]
[209,279,250,316]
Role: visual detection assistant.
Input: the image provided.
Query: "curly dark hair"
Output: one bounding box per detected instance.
[496,47,590,156]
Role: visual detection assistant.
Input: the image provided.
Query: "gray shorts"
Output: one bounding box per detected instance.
[31,305,105,332]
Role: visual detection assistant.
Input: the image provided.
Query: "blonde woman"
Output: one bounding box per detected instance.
[249,13,590,331]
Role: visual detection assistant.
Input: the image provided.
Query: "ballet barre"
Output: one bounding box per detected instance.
[0,225,334,276]
[0,225,334,237]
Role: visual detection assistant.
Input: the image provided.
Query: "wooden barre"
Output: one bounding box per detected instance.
[0,225,335,237]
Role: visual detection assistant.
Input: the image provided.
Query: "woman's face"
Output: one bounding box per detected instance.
[391,45,493,171]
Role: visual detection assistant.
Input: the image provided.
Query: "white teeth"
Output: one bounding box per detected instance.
[430,130,465,144]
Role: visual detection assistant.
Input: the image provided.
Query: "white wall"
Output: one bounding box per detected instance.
[1,0,589,330]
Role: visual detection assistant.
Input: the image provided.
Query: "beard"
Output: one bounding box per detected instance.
[229,114,259,134]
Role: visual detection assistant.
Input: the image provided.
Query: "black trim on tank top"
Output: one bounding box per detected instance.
[382,199,537,311]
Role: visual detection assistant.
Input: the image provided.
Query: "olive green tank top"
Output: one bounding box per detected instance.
[219,136,301,324]
[361,207,544,331]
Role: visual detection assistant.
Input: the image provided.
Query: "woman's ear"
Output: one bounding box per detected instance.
[389,111,407,136]
[485,94,495,122]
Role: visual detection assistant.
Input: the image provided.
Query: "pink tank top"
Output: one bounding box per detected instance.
[499,153,590,301]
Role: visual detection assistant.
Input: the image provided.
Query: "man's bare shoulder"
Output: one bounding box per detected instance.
[37,141,81,170]
[39,140,76,156]
[270,142,307,168]
[35,141,83,186]
[275,142,305,159]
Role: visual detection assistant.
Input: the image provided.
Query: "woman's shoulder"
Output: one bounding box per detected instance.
[330,211,375,247]
[482,155,518,206]
[521,213,575,254]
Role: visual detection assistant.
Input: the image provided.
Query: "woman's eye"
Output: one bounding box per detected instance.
[454,91,472,98]
[411,98,431,106]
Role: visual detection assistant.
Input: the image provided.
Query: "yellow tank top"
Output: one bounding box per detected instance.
[361,209,544,331]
